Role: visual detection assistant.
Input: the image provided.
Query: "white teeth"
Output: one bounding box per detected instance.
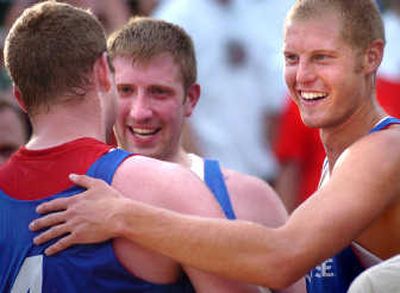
[132,128,156,135]
[301,92,327,100]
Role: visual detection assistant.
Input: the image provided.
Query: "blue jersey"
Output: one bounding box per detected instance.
[0,149,192,293]
[306,116,400,293]
[204,159,236,220]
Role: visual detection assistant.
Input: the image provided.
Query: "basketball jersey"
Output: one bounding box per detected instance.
[306,116,400,293]
[0,145,193,292]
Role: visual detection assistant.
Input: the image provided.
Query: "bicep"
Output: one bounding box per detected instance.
[283,139,399,268]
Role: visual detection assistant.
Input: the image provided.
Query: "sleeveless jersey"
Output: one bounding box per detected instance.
[189,154,236,220]
[0,143,193,292]
[204,159,236,220]
[306,116,400,293]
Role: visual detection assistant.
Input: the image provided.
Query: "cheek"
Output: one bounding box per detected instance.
[329,71,356,95]
[158,100,182,119]
[284,67,296,88]
[117,100,131,120]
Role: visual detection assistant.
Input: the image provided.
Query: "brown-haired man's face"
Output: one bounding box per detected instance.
[113,53,197,161]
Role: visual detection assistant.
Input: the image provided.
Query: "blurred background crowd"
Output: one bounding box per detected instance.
[1,0,399,213]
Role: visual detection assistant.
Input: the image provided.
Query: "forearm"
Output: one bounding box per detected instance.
[114,199,301,288]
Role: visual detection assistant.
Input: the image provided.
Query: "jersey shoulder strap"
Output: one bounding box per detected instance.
[204,159,236,220]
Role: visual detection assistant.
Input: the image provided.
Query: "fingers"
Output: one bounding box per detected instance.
[33,222,69,245]
[44,234,75,256]
[29,211,66,232]
[69,173,103,189]
[36,197,71,215]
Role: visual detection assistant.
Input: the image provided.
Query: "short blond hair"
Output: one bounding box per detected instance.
[286,0,385,51]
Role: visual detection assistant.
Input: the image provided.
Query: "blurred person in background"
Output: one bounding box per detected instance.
[127,0,161,16]
[376,0,400,118]
[0,96,30,165]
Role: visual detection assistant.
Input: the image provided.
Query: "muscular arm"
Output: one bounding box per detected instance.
[116,157,263,292]
[35,155,261,292]
[31,130,400,289]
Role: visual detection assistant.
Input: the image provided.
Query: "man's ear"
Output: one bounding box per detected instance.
[13,85,27,113]
[184,83,200,117]
[93,52,113,92]
[362,39,384,74]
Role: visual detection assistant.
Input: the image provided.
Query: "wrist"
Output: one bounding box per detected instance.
[111,197,134,238]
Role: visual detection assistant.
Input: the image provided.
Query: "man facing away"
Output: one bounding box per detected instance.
[0,1,266,292]
[107,16,304,292]
[30,0,400,292]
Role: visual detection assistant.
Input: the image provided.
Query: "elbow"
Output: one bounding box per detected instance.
[257,249,306,289]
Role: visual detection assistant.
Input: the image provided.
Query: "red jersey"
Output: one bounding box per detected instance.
[0,138,112,200]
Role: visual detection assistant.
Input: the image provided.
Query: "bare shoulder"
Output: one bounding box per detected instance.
[112,155,183,201]
[334,126,400,189]
[113,154,225,217]
[348,125,400,159]
[322,126,400,220]
[222,168,288,227]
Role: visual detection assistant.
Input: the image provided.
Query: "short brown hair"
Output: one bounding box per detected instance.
[4,1,107,114]
[107,17,197,90]
[286,0,385,51]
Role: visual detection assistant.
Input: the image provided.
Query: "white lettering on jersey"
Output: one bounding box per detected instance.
[11,255,43,293]
[306,258,335,282]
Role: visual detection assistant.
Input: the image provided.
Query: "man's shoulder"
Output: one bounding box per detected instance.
[221,167,275,196]
[114,155,183,188]
[348,125,400,161]
[221,167,288,227]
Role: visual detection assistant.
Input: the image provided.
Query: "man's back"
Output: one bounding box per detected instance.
[0,138,191,291]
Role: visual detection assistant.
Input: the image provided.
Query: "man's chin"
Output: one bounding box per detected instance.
[128,147,159,159]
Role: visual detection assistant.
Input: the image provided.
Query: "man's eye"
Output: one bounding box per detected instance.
[284,54,298,64]
[314,54,330,61]
[117,86,134,96]
[149,87,171,99]
[150,88,166,95]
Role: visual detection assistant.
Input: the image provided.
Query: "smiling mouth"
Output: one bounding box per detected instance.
[300,91,328,101]
[129,127,160,137]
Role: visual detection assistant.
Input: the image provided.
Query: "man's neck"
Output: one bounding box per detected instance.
[167,147,192,169]
[321,105,385,171]
[26,97,104,150]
